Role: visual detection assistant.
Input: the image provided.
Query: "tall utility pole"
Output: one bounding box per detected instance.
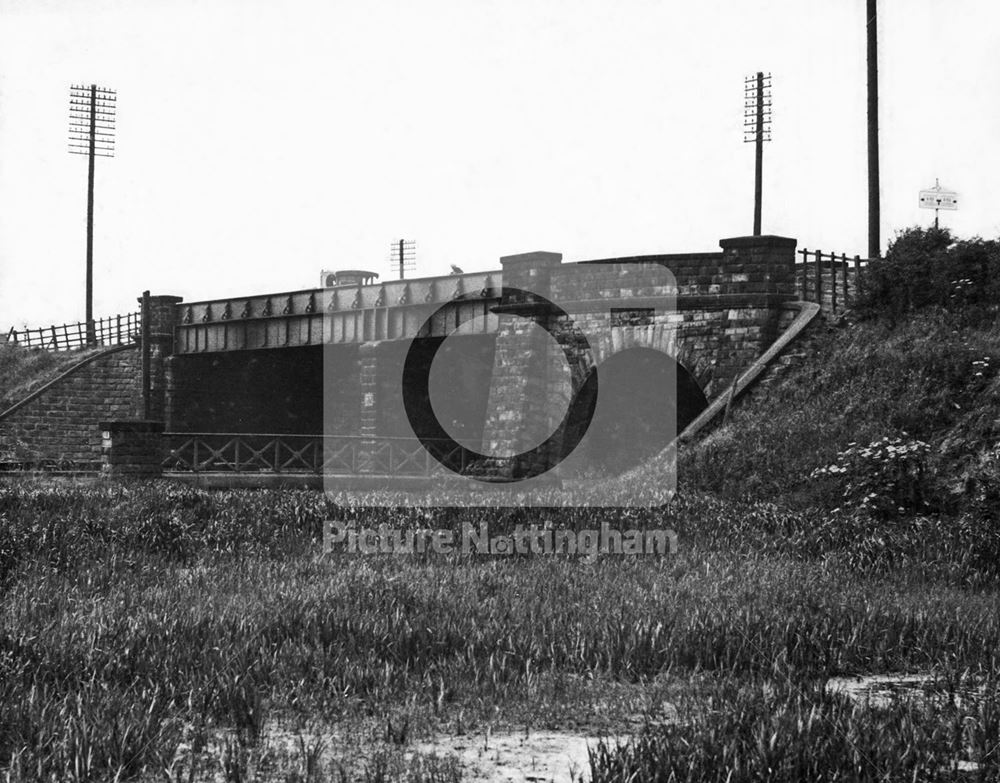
[391,239,416,280]
[744,72,771,236]
[866,0,880,259]
[69,84,116,345]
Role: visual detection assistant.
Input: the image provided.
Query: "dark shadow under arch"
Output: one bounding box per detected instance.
[557,347,707,476]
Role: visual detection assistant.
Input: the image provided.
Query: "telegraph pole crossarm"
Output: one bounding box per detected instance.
[390,239,416,280]
[68,84,116,347]
[744,72,772,236]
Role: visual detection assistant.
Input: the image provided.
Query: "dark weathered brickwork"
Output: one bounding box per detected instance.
[100,420,165,477]
[0,346,143,465]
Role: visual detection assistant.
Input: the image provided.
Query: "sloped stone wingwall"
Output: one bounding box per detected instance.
[0,345,142,466]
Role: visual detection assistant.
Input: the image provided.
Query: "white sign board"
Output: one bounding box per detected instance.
[919,189,959,210]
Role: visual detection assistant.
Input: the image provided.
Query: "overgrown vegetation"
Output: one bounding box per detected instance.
[590,673,1000,782]
[854,226,1000,325]
[680,308,1000,518]
[1,483,999,780]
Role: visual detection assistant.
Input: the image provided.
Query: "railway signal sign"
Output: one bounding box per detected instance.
[919,179,958,229]
[919,189,958,210]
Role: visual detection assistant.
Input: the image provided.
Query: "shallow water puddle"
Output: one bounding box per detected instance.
[825,672,988,710]
[825,673,937,709]
[411,731,631,783]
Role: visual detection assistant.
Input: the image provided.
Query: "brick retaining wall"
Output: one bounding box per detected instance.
[0,345,143,466]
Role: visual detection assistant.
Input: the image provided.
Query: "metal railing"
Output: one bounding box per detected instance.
[794,249,871,315]
[4,312,141,351]
[162,433,473,476]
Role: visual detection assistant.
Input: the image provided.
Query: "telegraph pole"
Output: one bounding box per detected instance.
[69,84,116,345]
[744,72,771,236]
[391,239,416,280]
[866,0,881,259]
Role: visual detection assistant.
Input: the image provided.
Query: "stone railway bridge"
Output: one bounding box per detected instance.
[0,235,810,483]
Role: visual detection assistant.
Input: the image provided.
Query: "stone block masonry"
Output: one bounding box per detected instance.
[0,345,143,467]
[145,294,184,422]
[101,420,165,477]
[478,236,797,479]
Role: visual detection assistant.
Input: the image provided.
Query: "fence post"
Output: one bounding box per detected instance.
[830,255,838,313]
[841,254,848,309]
[142,291,152,419]
[814,250,822,307]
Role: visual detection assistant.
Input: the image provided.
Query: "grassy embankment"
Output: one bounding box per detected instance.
[0,342,106,413]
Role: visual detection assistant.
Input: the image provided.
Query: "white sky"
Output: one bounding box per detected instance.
[1,0,998,330]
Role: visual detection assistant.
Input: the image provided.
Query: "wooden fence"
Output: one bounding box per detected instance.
[4,312,141,351]
[794,249,871,315]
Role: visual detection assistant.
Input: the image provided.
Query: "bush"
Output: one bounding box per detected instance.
[810,436,931,518]
[855,226,1000,324]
